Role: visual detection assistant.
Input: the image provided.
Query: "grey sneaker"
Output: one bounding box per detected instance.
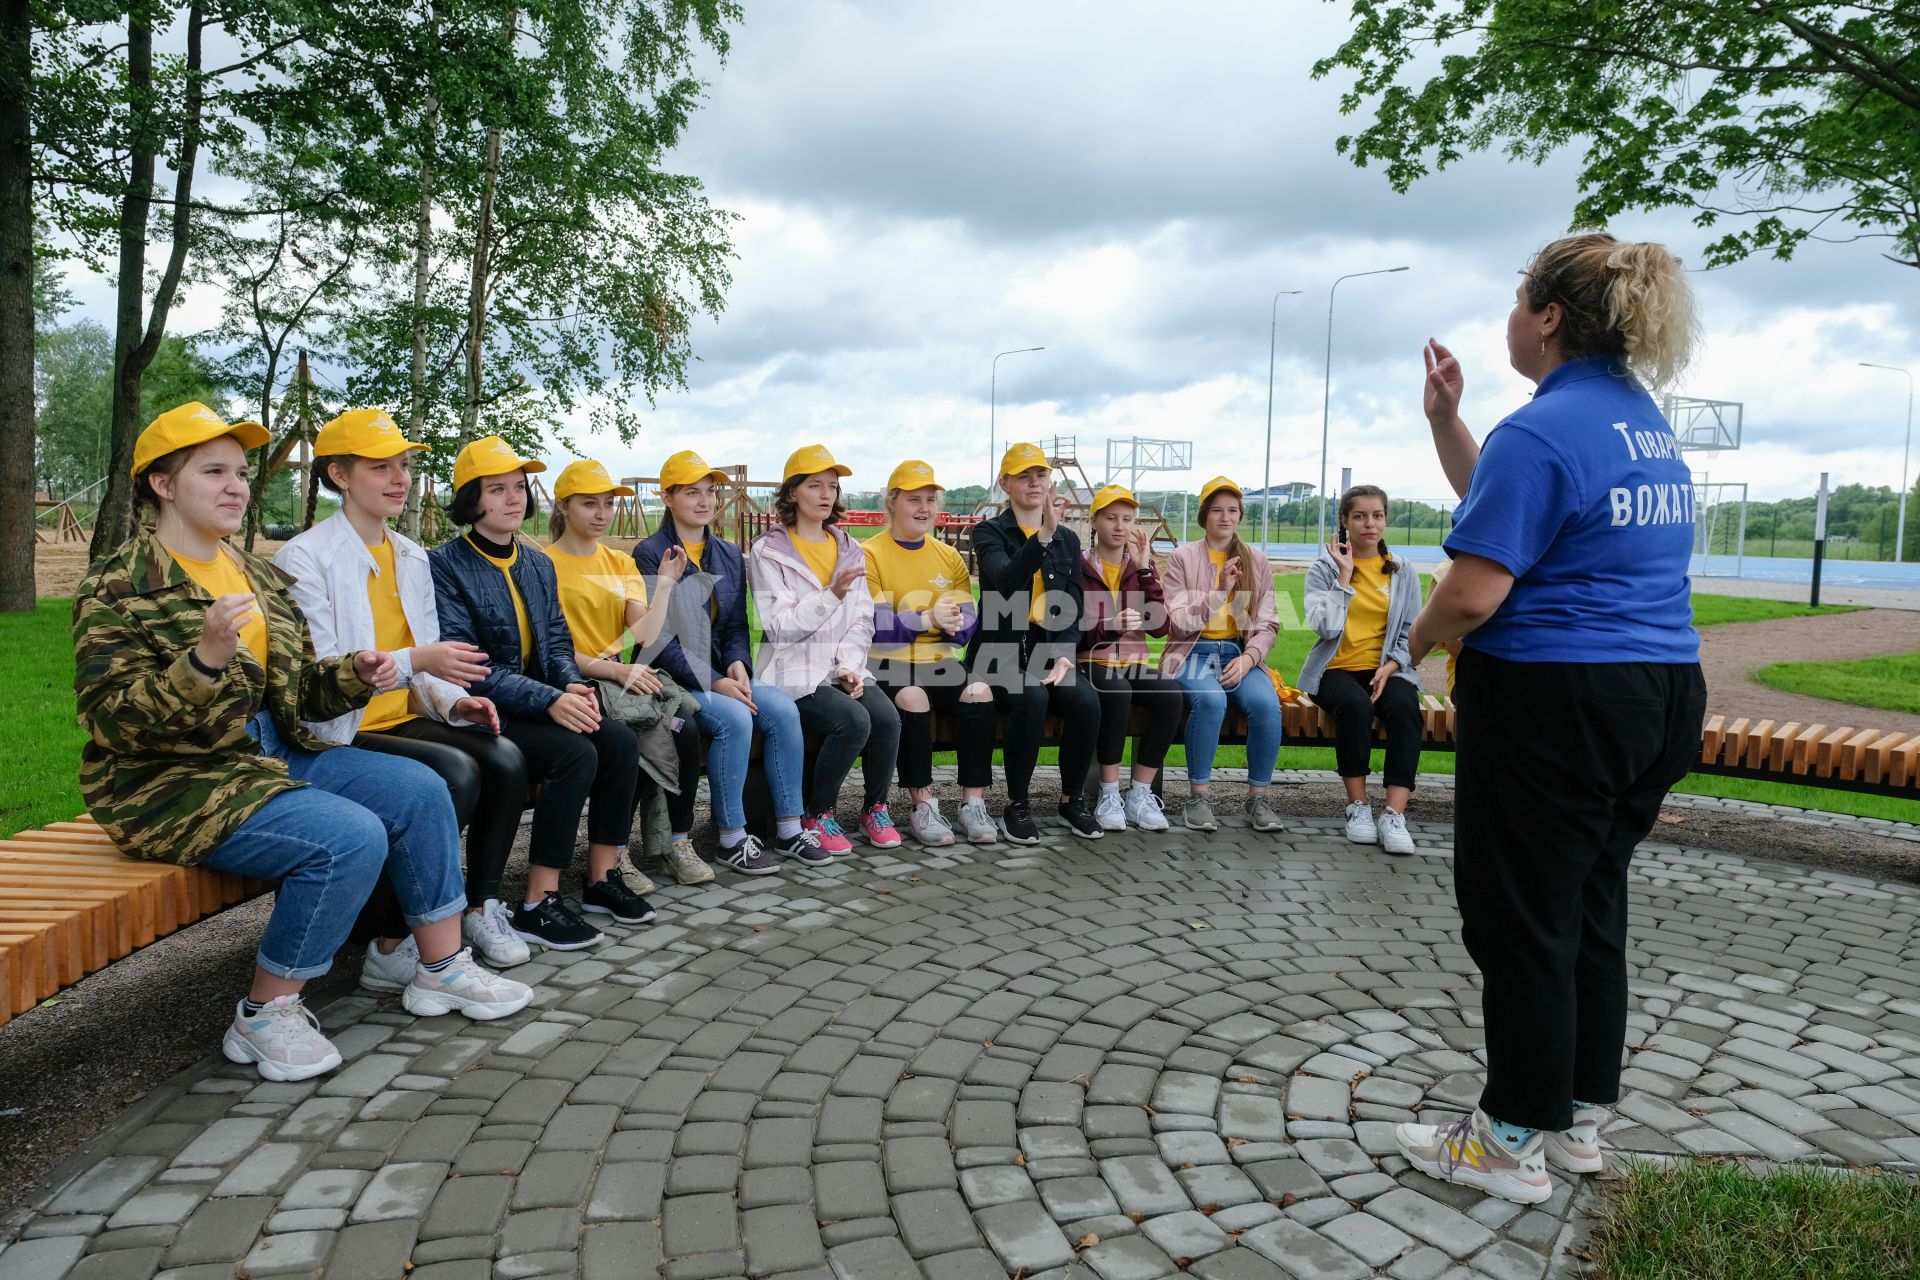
[1246,794,1284,832]
[1396,1108,1551,1205]
[1182,796,1218,832]
[956,798,998,845]
[911,799,956,847]
[1543,1104,1605,1174]
[359,935,418,994]
[664,837,715,885]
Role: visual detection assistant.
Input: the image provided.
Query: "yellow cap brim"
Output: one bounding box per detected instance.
[360,438,430,459]
[561,483,636,499]
[785,463,853,482]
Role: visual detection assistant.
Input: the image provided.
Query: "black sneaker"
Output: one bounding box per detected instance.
[581,873,657,925]
[774,827,835,867]
[1057,797,1104,840]
[1000,801,1040,845]
[509,892,603,950]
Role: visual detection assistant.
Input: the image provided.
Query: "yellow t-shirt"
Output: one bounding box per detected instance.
[1095,555,1130,667]
[793,530,839,588]
[682,539,705,570]
[1201,548,1239,640]
[468,537,532,661]
[864,531,973,664]
[543,542,646,661]
[359,539,416,732]
[1017,524,1047,624]
[1330,556,1391,671]
[170,543,267,666]
[1446,649,1458,698]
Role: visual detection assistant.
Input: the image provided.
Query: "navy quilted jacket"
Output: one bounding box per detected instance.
[429,534,582,719]
[634,523,753,691]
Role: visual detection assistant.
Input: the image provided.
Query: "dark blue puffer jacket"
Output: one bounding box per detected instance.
[429,533,582,720]
[634,523,753,691]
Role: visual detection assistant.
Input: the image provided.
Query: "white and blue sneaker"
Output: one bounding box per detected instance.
[403,948,534,1020]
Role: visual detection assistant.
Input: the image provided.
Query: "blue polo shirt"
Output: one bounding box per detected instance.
[1445,356,1700,664]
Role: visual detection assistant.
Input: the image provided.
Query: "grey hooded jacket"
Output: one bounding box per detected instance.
[1298,547,1423,695]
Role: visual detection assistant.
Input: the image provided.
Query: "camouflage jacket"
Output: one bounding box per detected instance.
[72,530,374,866]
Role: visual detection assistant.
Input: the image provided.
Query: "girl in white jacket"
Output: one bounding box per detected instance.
[273,408,530,970]
[748,445,903,854]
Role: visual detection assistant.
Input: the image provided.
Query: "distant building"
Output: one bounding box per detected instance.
[1244,481,1315,503]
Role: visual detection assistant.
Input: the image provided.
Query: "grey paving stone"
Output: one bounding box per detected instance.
[161,1196,273,1266]
[66,1246,167,1280]
[46,1158,166,1216]
[587,1161,665,1222]
[325,1219,420,1277]
[972,1200,1076,1273]
[0,1237,88,1280]
[818,1161,889,1221]
[826,1233,919,1280]
[239,1229,332,1275]
[1097,1156,1190,1216]
[349,1161,448,1223]
[1366,1188,1496,1259]
[1238,1216,1371,1279]
[1139,1208,1233,1259]
[1321,1208,1417,1266]
[660,1191,739,1256]
[883,1135,958,1192]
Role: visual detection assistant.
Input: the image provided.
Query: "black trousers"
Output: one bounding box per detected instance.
[796,681,902,813]
[1454,647,1706,1131]
[354,717,529,905]
[1314,667,1423,791]
[978,631,1098,804]
[871,657,995,791]
[500,716,640,870]
[664,718,704,835]
[1079,661,1183,771]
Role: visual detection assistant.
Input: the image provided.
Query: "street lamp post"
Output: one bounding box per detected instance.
[1859,362,1914,564]
[989,347,1045,487]
[1260,289,1304,548]
[1318,266,1410,544]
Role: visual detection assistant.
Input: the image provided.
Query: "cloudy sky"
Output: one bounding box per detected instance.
[63,0,1920,513]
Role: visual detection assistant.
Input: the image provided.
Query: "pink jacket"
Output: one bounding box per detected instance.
[1159,540,1280,677]
[747,523,875,697]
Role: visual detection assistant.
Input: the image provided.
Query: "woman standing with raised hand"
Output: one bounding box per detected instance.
[430,437,648,950]
[865,460,999,847]
[1076,484,1178,831]
[970,442,1102,843]
[1161,476,1284,834]
[1395,233,1708,1205]
[274,408,533,972]
[76,404,530,1082]
[1299,483,1425,856]
[635,450,812,874]
[749,445,903,855]
[543,459,709,888]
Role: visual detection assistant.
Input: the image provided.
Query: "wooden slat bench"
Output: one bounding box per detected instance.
[0,818,272,1029]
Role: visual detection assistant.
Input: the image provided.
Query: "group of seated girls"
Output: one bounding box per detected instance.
[72,404,1426,1082]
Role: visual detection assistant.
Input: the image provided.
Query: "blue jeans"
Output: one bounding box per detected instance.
[204,714,467,980]
[1177,639,1283,786]
[690,682,804,828]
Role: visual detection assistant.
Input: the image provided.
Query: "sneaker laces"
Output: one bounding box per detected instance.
[478,900,517,943]
[1135,789,1165,816]
[613,846,651,892]
[723,834,767,865]
[1434,1112,1480,1176]
[866,806,897,832]
[788,826,823,850]
[819,814,847,837]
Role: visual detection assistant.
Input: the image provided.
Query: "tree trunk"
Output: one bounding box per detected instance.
[460,120,502,444]
[240,345,283,550]
[90,2,208,560]
[399,48,441,541]
[0,0,34,611]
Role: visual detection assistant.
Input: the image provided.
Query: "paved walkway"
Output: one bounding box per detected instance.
[4,809,1919,1280]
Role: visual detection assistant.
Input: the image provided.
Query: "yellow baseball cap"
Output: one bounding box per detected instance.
[314,407,426,459]
[782,444,852,483]
[452,435,546,492]
[886,459,942,492]
[1000,442,1049,477]
[132,402,269,476]
[659,449,729,490]
[1198,475,1244,510]
[1091,484,1138,516]
[554,459,635,500]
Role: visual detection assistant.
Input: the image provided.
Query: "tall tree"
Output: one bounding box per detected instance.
[1314,0,1920,269]
[0,0,32,611]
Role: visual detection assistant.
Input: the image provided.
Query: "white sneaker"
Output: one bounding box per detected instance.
[359,935,418,994]
[463,899,532,968]
[1344,802,1377,845]
[956,798,999,845]
[223,996,343,1082]
[664,837,716,885]
[1124,786,1169,831]
[1093,789,1127,831]
[1378,808,1416,856]
[403,947,534,1020]
[1396,1107,1552,1205]
[1543,1104,1606,1174]
[911,799,955,847]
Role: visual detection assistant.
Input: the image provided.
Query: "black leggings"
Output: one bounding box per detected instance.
[354,717,528,904]
[1313,667,1423,791]
[500,716,640,869]
[796,682,902,813]
[871,657,995,791]
[664,719,704,835]
[981,635,1098,804]
[1079,661,1183,771]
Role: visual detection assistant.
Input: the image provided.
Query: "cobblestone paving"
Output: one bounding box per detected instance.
[4,804,1919,1280]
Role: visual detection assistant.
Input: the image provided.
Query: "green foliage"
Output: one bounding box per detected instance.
[1590,1159,1920,1280]
[0,599,85,837]
[1314,0,1920,269]
[1687,594,1860,627]
[34,325,225,498]
[1757,651,1920,715]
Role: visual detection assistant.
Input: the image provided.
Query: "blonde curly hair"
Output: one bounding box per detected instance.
[1524,233,1699,391]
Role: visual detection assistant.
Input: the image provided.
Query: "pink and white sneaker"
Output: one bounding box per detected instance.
[860,804,903,849]
[803,813,854,857]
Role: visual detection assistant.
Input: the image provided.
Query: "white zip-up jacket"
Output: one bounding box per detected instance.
[747,523,875,698]
[273,511,473,741]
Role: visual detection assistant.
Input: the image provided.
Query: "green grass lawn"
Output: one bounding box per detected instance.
[1688,595,1862,627]
[1590,1160,1920,1280]
[1,599,87,837]
[1756,652,1920,717]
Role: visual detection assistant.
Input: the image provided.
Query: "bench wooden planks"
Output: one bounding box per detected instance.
[0,816,272,1027]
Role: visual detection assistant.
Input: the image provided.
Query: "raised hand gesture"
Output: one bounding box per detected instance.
[657,545,689,583]
[1423,338,1463,425]
[1128,525,1153,569]
[194,593,258,674]
[1038,482,1061,539]
[1326,537,1355,585]
[830,561,866,600]
[1218,556,1243,594]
